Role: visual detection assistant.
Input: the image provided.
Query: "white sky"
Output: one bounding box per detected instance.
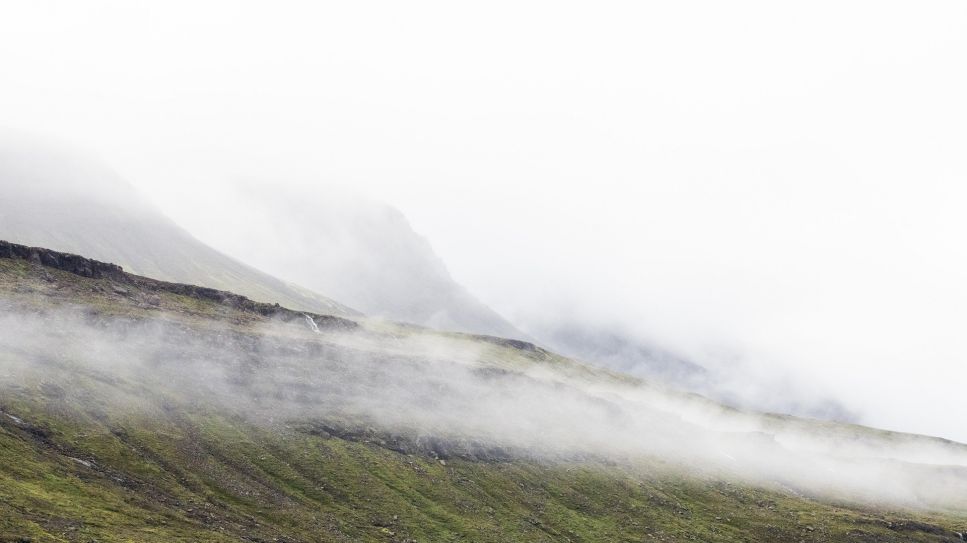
[1,1,966,441]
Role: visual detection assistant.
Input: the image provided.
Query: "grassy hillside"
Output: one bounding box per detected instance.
[1,245,966,543]
[4,401,963,543]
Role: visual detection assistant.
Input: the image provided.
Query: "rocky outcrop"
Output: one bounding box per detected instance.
[473,334,549,355]
[0,240,357,329]
[299,422,516,463]
[0,239,125,280]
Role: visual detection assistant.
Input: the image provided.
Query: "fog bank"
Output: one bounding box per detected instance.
[1,306,965,510]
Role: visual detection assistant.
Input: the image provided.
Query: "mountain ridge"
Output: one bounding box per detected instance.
[167,183,526,339]
[0,140,525,340]
[0,142,358,318]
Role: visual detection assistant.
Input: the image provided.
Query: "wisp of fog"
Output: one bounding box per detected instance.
[1,305,965,511]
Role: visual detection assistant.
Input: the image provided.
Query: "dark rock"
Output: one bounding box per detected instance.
[884,520,949,535]
[0,239,357,330]
[0,240,124,280]
[299,422,514,463]
[473,334,548,355]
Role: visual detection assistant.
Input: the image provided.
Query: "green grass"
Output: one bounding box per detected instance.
[1,257,966,542]
[2,400,965,543]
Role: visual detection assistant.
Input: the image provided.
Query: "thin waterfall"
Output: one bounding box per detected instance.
[304,314,320,333]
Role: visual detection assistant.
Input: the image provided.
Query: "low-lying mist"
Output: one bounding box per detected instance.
[1,306,965,511]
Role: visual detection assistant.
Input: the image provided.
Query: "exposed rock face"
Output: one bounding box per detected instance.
[0,240,357,329]
[0,240,124,280]
[473,335,549,355]
[300,423,515,463]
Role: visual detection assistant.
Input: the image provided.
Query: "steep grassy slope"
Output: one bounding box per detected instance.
[1,244,966,542]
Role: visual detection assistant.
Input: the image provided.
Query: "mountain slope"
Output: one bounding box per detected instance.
[531,321,857,422]
[0,142,356,317]
[1,241,966,543]
[170,183,524,339]
[533,321,707,386]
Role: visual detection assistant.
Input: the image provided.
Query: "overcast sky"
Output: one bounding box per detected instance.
[2,1,966,441]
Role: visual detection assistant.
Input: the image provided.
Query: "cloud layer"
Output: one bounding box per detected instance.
[1,304,965,510]
[1,1,965,441]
